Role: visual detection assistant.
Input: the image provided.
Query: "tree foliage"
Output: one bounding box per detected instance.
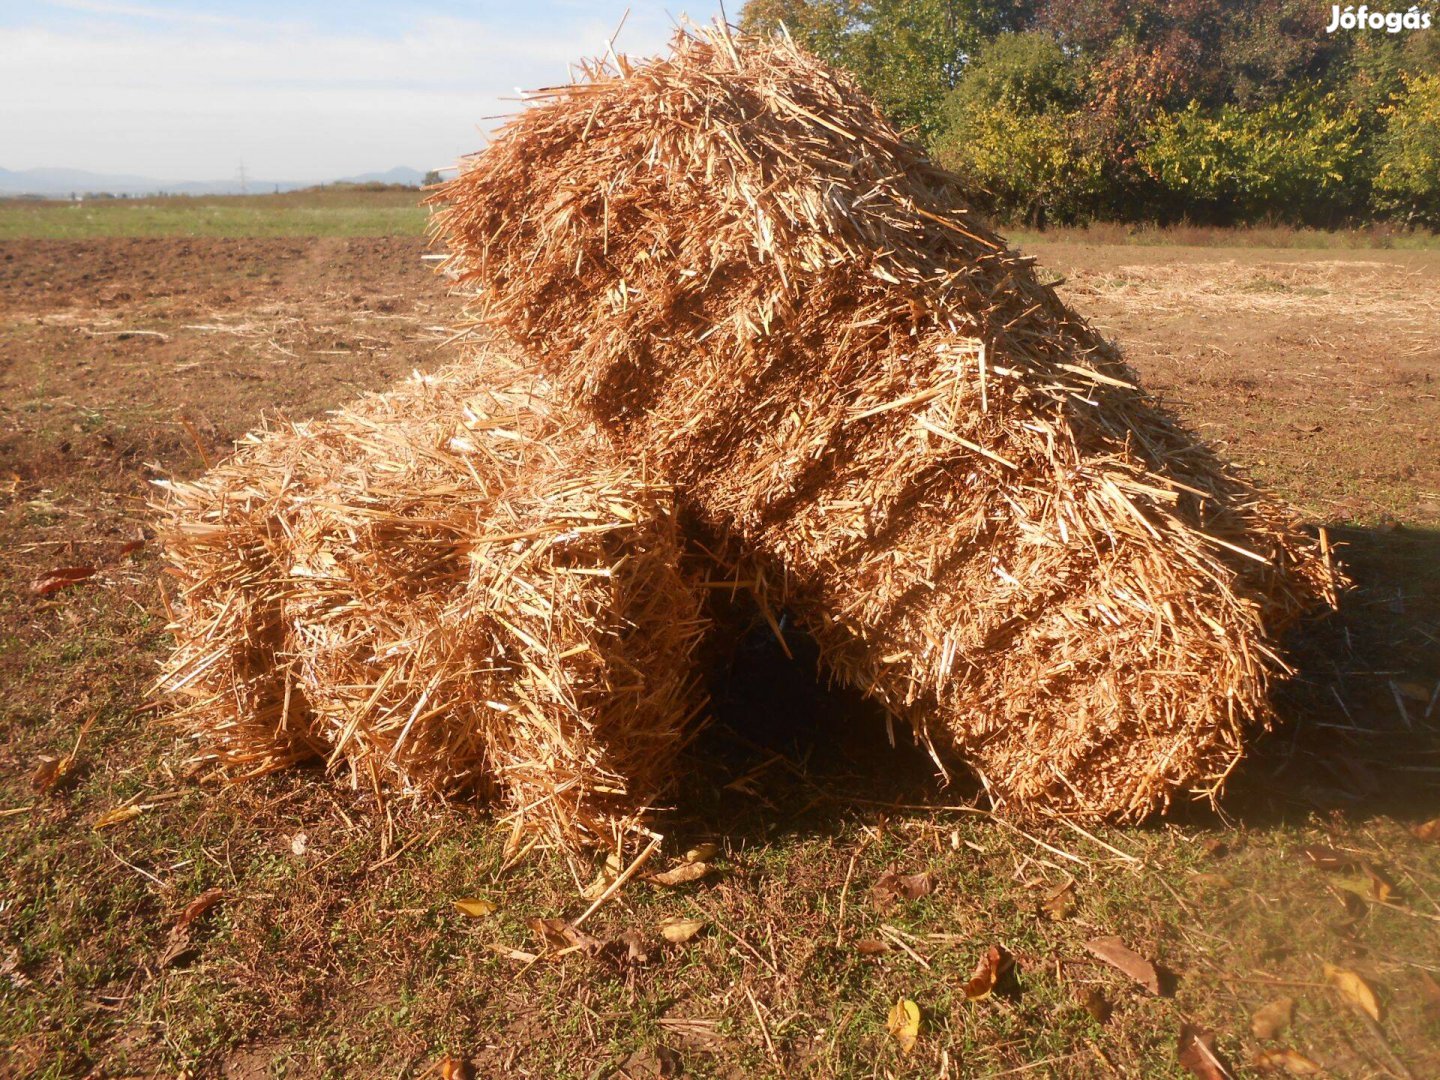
[738,0,1440,226]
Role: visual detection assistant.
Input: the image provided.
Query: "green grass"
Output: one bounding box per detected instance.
[0,190,428,239]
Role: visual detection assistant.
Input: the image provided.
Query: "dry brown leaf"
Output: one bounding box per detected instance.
[854,938,890,956]
[581,852,623,901]
[1079,985,1112,1024]
[885,998,920,1055]
[438,1054,472,1080]
[963,944,1013,1001]
[647,861,713,887]
[1395,681,1432,703]
[31,565,97,596]
[1412,818,1440,842]
[176,887,225,930]
[31,756,69,795]
[1324,963,1380,1021]
[1361,863,1395,904]
[1041,881,1076,920]
[1178,1023,1231,1080]
[453,898,498,918]
[871,868,934,910]
[1084,935,1164,995]
[93,805,143,830]
[658,916,704,944]
[1252,1048,1323,1075]
[1250,996,1294,1040]
[528,916,601,953]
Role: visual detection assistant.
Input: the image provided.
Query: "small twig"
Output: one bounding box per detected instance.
[572,835,659,928]
[745,986,781,1070]
[878,924,932,969]
[834,847,861,946]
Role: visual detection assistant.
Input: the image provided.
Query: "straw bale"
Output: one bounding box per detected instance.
[430,27,1342,818]
[156,357,708,849]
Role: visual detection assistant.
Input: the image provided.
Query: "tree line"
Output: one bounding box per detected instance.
[739,0,1440,227]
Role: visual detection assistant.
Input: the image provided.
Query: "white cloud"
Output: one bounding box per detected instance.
[2,6,703,180]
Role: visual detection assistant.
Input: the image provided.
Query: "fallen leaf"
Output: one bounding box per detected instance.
[1041,880,1076,920]
[1084,935,1164,995]
[528,917,601,954]
[871,868,934,910]
[1412,818,1440,842]
[659,916,705,944]
[1324,963,1380,1022]
[31,756,70,795]
[1302,845,1359,872]
[1251,996,1294,1040]
[1361,863,1395,904]
[94,805,143,829]
[886,998,920,1055]
[118,539,145,558]
[438,1055,472,1080]
[1078,985,1112,1024]
[854,938,891,956]
[176,887,225,930]
[453,898,498,918]
[581,851,623,901]
[31,565,97,596]
[685,842,719,863]
[617,929,651,965]
[1252,1048,1323,1075]
[648,861,713,887]
[963,944,1013,1001]
[1178,1023,1232,1080]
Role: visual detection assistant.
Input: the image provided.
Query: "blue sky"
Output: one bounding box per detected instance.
[1,1,725,180]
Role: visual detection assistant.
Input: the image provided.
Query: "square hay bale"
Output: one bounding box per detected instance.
[156,356,709,852]
[429,28,1342,819]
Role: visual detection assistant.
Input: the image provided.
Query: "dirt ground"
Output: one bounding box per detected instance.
[2,236,1438,1078]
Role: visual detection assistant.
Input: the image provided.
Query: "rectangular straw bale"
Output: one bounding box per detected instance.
[430,28,1342,819]
[156,354,709,851]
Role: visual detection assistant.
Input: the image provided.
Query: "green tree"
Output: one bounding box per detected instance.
[1374,74,1440,226]
[1138,91,1367,225]
[933,33,1105,224]
[741,0,1034,139]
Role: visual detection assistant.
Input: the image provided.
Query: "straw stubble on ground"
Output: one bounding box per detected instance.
[0,213,1437,1077]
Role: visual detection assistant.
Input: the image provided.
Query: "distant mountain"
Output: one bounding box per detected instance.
[335,166,427,187]
[0,165,426,198]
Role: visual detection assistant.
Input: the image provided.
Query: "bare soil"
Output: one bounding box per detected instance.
[2,236,1437,1079]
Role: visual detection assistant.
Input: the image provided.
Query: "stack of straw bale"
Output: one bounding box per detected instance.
[430,27,1340,818]
[157,357,708,851]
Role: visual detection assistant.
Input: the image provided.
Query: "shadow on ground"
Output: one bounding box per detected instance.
[673,522,1440,843]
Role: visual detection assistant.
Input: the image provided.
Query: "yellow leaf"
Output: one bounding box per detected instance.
[886,998,920,1055]
[648,861,713,887]
[453,898,498,918]
[685,842,719,863]
[658,916,705,944]
[1253,1048,1324,1075]
[1251,996,1294,1040]
[1324,963,1381,1022]
[94,805,143,830]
